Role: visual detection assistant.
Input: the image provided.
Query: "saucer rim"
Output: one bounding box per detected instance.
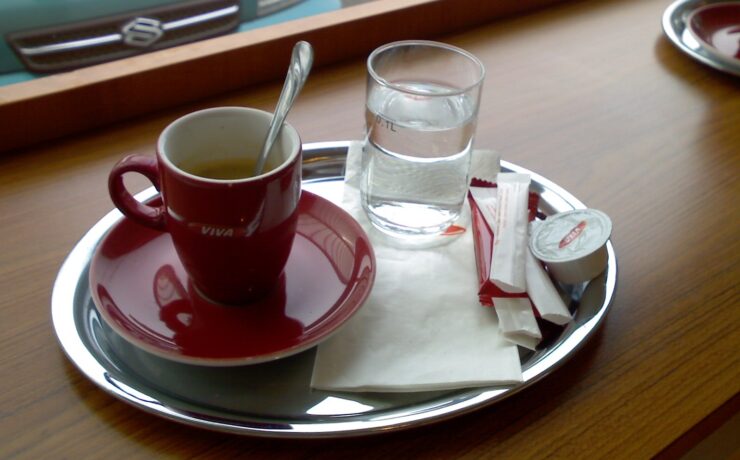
[88,189,376,367]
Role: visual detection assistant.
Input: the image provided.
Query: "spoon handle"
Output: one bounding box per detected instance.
[254,41,314,175]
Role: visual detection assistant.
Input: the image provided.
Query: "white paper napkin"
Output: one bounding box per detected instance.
[310,142,523,392]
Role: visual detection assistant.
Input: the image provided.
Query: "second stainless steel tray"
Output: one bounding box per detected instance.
[662,0,740,77]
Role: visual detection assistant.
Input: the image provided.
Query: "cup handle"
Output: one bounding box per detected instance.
[108,155,166,231]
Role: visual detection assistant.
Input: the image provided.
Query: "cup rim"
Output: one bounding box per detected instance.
[157,106,301,184]
[367,40,486,96]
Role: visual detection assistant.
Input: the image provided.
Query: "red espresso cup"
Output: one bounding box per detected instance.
[109,107,302,304]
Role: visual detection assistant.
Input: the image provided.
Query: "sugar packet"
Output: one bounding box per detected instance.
[469,180,542,349]
[490,173,531,293]
[468,176,572,349]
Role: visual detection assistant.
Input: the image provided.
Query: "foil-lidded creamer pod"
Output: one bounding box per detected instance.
[529,209,612,284]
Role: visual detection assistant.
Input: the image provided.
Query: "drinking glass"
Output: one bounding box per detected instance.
[362,40,485,236]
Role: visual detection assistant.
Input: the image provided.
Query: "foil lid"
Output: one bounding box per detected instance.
[529,209,612,263]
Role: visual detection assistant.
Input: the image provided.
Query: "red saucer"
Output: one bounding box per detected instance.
[89,191,375,366]
[688,3,740,64]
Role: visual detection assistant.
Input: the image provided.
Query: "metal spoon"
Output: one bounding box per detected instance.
[253,41,314,175]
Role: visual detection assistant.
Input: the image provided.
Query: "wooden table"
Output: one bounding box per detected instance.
[1,0,738,457]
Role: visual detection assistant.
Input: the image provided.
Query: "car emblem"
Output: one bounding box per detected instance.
[121,17,164,48]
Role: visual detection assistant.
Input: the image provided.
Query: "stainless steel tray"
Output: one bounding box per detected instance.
[51,141,617,438]
[662,0,740,77]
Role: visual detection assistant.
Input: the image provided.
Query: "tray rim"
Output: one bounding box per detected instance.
[51,140,618,438]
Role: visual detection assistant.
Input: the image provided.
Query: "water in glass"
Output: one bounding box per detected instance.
[362,80,477,235]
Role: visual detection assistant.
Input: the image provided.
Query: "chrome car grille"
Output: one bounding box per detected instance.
[7,0,241,73]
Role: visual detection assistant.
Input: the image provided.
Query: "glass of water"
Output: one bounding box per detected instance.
[362,40,485,237]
